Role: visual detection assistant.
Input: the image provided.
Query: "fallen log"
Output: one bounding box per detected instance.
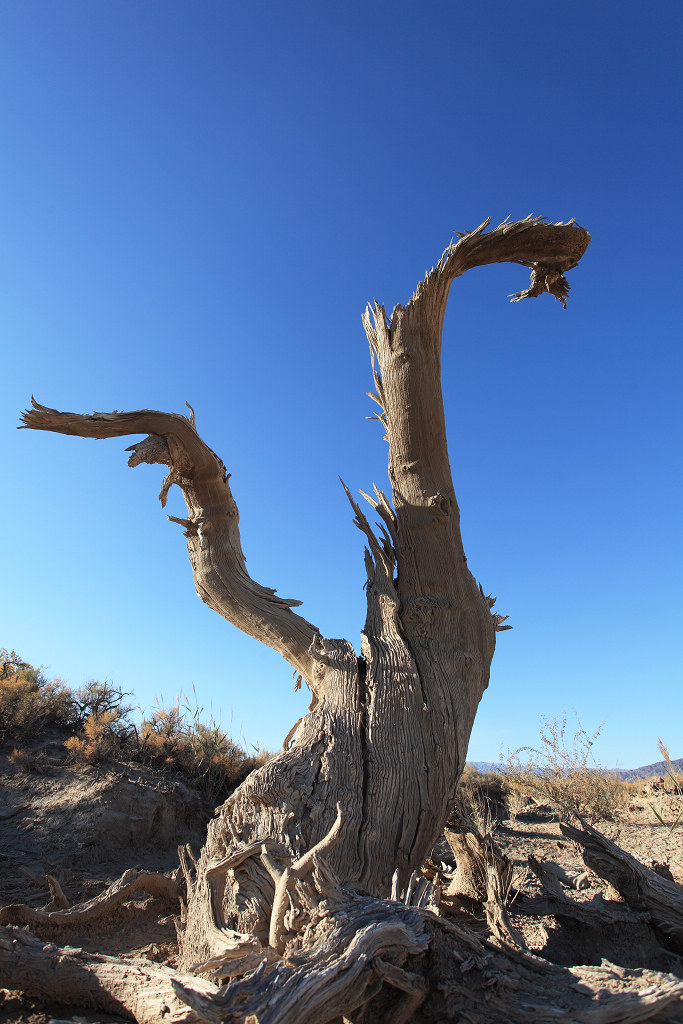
[0,925,217,1024]
[4,902,683,1024]
[561,819,683,954]
[523,855,650,928]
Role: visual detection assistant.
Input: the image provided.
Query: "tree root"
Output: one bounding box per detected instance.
[422,908,683,1024]
[520,854,650,928]
[444,816,513,902]
[2,820,682,1023]
[5,899,683,1024]
[171,888,429,1024]
[0,868,180,928]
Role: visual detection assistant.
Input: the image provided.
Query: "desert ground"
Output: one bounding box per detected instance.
[1,739,681,1023]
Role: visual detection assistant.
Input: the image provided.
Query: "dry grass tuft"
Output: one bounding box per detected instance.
[650,739,683,834]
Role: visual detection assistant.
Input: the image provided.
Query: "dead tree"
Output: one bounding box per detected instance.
[15,217,625,1022]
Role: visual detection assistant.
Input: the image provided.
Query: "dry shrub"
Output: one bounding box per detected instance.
[3,646,273,801]
[651,739,683,834]
[504,783,528,821]
[133,694,273,801]
[71,679,133,728]
[455,766,507,835]
[0,648,76,744]
[8,747,50,774]
[501,712,627,822]
[64,709,128,764]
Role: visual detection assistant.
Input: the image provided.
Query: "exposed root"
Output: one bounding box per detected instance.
[172,892,429,1024]
[444,816,512,902]
[266,803,344,952]
[4,868,683,1024]
[484,859,526,949]
[44,873,70,910]
[522,854,649,927]
[421,908,683,1023]
[0,868,179,928]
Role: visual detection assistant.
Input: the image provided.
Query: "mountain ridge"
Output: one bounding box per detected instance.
[467,756,683,780]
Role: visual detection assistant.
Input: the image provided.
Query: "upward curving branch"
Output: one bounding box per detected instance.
[361,215,590,762]
[19,401,321,686]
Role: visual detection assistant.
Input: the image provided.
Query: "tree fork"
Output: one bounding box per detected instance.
[19,217,596,1019]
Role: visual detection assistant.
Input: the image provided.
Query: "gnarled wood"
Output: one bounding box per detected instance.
[20,217,594,1019]
[20,402,320,686]
[523,855,649,928]
[422,912,683,1023]
[173,887,429,1024]
[6,912,683,1024]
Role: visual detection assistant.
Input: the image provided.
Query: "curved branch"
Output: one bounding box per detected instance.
[20,400,320,684]
[440,214,590,305]
[364,215,590,527]
[359,215,590,789]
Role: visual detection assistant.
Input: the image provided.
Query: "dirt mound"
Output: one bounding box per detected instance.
[0,749,211,910]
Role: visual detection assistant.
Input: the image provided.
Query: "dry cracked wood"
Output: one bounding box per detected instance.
[173,890,430,1024]
[0,925,217,1024]
[444,817,513,901]
[5,908,683,1024]
[422,912,683,1024]
[514,855,650,931]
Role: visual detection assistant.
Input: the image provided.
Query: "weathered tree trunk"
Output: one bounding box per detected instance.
[20,217,593,1018]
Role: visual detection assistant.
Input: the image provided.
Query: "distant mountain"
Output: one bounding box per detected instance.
[465,757,682,780]
[467,761,502,774]
[610,756,683,781]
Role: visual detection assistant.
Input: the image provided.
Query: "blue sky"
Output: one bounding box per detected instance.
[2,2,681,769]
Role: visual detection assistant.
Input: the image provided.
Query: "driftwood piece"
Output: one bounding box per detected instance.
[523,855,649,927]
[4,908,683,1024]
[45,873,70,910]
[0,925,216,1024]
[444,818,512,901]
[484,859,527,949]
[0,867,179,928]
[442,815,526,948]
[561,820,683,953]
[0,803,29,821]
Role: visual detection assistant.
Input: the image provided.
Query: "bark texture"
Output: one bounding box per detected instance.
[19,217,598,1020]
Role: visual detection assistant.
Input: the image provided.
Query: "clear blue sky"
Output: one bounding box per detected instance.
[2,2,681,769]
